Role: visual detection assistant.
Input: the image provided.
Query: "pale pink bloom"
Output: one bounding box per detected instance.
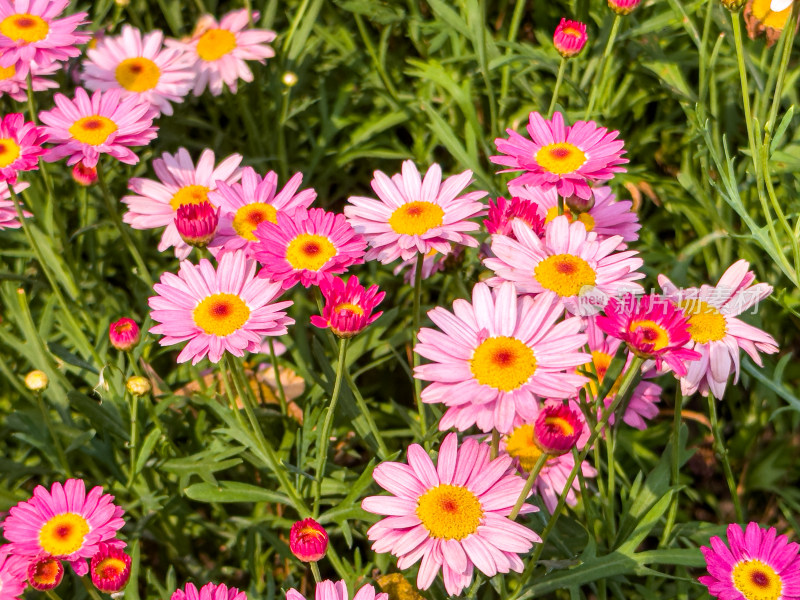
[0,113,47,183]
[148,250,294,365]
[0,0,89,76]
[0,551,27,600]
[344,160,488,264]
[492,111,627,199]
[414,281,589,433]
[286,580,387,600]
[362,433,541,596]
[82,25,195,117]
[0,179,31,229]
[171,583,247,600]
[39,87,157,167]
[2,479,125,577]
[510,183,641,242]
[484,215,644,314]
[122,148,242,259]
[208,167,316,259]
[0,60,58,101]
[252,207,366,289]
[659,260,778,398]
[166,9,276,96]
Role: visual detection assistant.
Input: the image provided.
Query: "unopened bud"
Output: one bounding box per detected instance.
[126,376,151,397]
[25,370,49,391]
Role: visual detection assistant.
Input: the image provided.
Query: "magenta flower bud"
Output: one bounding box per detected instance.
[109,317,140,351]
[289,518,328,562]
[71,160,98,186]
[27,555,64,591]
[534,403,583,455]
[310,275,385,339]
[175,201,219,248]
[608,0,642,15]
[553,18,588,58]
[90,544,132,594]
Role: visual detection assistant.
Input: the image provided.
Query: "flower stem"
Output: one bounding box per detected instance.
[126,387,139,488]
[584,15,622,120]
[313,337,349,516]
[509,452,549,520]
[36,391,71,477]
[268,337,288,416]
[547,58,568,118]
[310,561,322,583]
[660,388,684,547]
[707,392,744,522]
[345,369,389,458]
[411,252,427,442]
[490,429,500,460]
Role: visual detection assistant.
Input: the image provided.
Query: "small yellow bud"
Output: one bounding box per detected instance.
[126,376,151,397]
[25,370,49,391]
[282,71,298,87]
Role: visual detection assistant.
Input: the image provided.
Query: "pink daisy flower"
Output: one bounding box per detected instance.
[81,25,195,117]
[208,167,316,259]
[699,522,800,600]
[90,544,131,594]
[0,60,58,101]
[585,316,661,430]
[414,281,589,433]
[122,148,242,260]
[0,0,89,76]
[484,195,546,239]
[172,583,247,600]
[1,479,125,577]
[659,260,778,398]
[166,9,276,97]
[252,207,366,290]
[286,580,388,600]
[0,113,47,183]
[596,293,702,377]
[510,183,641,242]
[0,551,27,600]
[344,160,488,264]
[310,275,385,338]
[148,250,294,365]
[362,433,541,596]
[484,215,644,314]
[39,87,158,168]
[491,111,628,200]
[0,180,31,229]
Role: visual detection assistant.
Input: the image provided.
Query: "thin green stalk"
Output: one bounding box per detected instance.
[268,337,288,415]
[605,427,617,541]
[36,392,72,477]
[730,14,759,174]
[766,2,799,132]
[509,452,549,520]
[707,392,744,522]
[126,388,139,488]
[411,252,427,441]
[81,575,105,600]
[660,389,685,547]
[698,0,714,103]
[490,429,500,460]
[310,561,322,583]
[547,58,568,117]
[499,0,528,105]
[345,369,390,458]
[354,14,400,103]
[313,337,349,516]
[95,161,153,286]
[557,195,565,216]
[584,15,622,119]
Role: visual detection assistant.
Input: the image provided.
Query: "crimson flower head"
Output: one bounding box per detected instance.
[608,0,642,15]
[27,555,64,591]
[484,196,546,239]
[0,113,47,183]
[109,317,140,352]
[71,160,98,186]
[90,544,132,594]
[553,18,588,58]
[534,403,583,455]
[175,201,219,249]
[289,518,328,563]
[310,275,385,338]
[596,293,702,376]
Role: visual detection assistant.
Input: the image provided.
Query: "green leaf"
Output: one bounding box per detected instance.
[184,481,290,504]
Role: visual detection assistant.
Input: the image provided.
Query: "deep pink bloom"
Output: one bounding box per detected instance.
[286,581,387,600]
[362,433,541,596]
[0,552,27,600]
[90,544,131,594]
[171,583,247,600]
[71,160,97,186]
[289,518,328,563]
[27,555,64,591]
[0,113,47,183]
[608,0,642,15]
[699,522,800,600]
[492,111,627,199]
[2,479,125,576]
[252,207,366,290]
[175,201,219,249]
[0,60,59,101]
[534,403,583,455]
[484,195,546,239]
[553,18,588,57]
[311,275,385,338]
[109,317,140,351]
[596,293,702,376]
[39,87,158,167]
[0,0,90,76]
[0,180,30,229]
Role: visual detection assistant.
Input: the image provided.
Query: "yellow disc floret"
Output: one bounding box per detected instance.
[628,319,670,351]
[470,336,537,392]
[534,254,597,297]
[192,293,251,336]
[1,14,49,43]
[389,201,445,236]
[732,559,783,600]
[38,513,91,557]
[115,57,161,92]
[506,424,550,472]
[544,205,595,231]
[285,234,337,271]
[0,137,21,168]
[416,484,483,540]
[535,142,587,174]
[196,28,237,61]
[170,185,211,210]
[232,203,277,241]
[677,299,727,344]
[69,116,118,146]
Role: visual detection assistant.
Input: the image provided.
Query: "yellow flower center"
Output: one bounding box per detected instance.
[94,556,127,580]
[285,233,337,271]
[751,0,792,29]
[68,116,118,146]
[0,137,21,168]
[0,13,49,43]
[561,26,583,38]
[30,558,61,586]
[0,64,15,79]
[628,319,670,351]
[114,57,161,92]
[196,28,237,61]
[470,336,537,392]
[192,293,251,336]
[416,484,483,540]
[545,414,576,437]
[506,424,551,472]
[676,299,727,344]
[232,203,277,241]
[169,185,211,211]
[731,559,783,600]
[544,205,595,231]
[334,302,364,316]
[534,254,597,297]
[535,142,587,175]
[38,513,91,557]
[388,201,445,236]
